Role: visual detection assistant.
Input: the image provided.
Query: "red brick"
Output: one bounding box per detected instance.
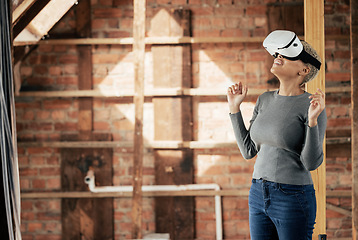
[58,55,78,64]
[51,110,66,120]
[34,66,48,75]
[20,168,38,177]
[246,6,266,15]
[28,222,42,232]
[36,110,51,120]
[113,120,134,131]
[32,179,46,189]
[43,99,72,109]
[57,76,78,85]
[36,212,61,221]
[99,0,112,6]
[93,8,123,18]
[93,53,122,64]
[107,30,131,38]
[21,200,33,211]
[191,6,215,16]
[53,45,68,53]
[20,179,31,190]
[108,19,120,28]
[63,65,78,75]
[120,19,132,29]
[22,110,35,120]
[28,55,58,65]
[26,76,55,86]
[16,102,41,109]
[327,118,351,128]
[326,72,350,82]
[221,29,244,37]
[31,156,46,165]
[39,167,60,176]
[54,122,77,131]
[21,211,35,221]
[20,66,33,76]
[27,147,53,154]
[35,234,62,240]
[92,18,106,29]
[332,106,348,117]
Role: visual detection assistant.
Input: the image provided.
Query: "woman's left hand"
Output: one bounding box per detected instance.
[308,88,325,127]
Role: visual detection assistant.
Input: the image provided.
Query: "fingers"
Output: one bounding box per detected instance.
[309,89,325,104]
[309,88,325,99]
[228,82,246,95]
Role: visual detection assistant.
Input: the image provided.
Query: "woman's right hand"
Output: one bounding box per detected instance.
[227,82,248,114]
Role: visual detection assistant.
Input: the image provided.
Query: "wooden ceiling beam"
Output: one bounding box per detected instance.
[12,0,51,39]
[12,0,37,25]
[14,0,78,43]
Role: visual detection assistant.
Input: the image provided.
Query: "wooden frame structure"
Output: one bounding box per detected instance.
[14,0,351,238]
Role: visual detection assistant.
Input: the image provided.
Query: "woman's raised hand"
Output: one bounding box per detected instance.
[308,88,325,127]
[227,82,248,114]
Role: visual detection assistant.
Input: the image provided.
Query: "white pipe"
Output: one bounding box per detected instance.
[84,170,223,240]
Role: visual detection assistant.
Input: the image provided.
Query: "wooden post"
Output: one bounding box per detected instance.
[61,1,113,239]
[304,0,326,238]
[151,9,194,239]
[131,0,146,238]
[351,0,358,238]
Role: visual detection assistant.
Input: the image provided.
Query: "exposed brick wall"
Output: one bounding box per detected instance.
[16,0,352,239]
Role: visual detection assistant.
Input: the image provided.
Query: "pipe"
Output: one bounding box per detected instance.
[84,170,223,240]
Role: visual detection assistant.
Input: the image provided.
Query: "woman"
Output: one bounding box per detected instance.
[227,30,327,240]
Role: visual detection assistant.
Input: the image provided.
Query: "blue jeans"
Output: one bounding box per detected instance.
[249,179,316,240]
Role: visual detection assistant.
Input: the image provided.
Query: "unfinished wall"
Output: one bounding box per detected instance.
[16,0,351,239]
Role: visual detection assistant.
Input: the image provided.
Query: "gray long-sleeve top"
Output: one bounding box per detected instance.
[230,90,327,185]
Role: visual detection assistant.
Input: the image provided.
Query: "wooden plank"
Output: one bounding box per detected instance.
[76,0,93,139]
[351,0,358,238]
[61,148,113,239]
[267,2,304,35]
[16,137,350,149]
[151,9,194,240]
[304,0,326,238]
[12,0,37,24]
[12,34,349,46]
[12,0,51,38]
[20,189,351,199]
[131,0,146,238]
[22,189,249,198]
[16,86,351,98]
[61,1,113,239]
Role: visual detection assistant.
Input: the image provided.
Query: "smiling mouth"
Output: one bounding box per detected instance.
[273,59,283,65]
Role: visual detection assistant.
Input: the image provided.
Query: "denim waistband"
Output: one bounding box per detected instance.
[252,178,314,189]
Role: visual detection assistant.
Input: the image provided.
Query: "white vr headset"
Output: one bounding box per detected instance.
[263,30,321,70]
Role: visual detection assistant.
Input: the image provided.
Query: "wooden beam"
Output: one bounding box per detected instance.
[304,0,326,238]
[13,35,349,46]
[21,189,249,199]
[15,86,351,98]
[61,1,114,239]
[16,137,350,149]
[131,0,146,238]
[351,0,358,238]
[20,189,351,199]
[12,0,37,25]
[12,0,51,38]
[14,0,77,42]
[151,9,195,238]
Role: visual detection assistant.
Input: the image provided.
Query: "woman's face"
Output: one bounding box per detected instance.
[270,54,308,80]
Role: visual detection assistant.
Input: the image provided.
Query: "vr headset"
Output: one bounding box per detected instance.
[263,30,321,70]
